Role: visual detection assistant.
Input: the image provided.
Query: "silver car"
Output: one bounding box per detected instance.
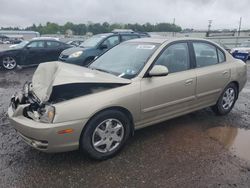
[8,38,247,160]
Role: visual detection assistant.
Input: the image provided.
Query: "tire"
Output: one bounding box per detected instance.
[212,83,238,116]
[80,110,131,160]
[1,56,17,70]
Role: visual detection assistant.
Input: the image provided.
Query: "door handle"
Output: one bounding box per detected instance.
[185,79,193,85]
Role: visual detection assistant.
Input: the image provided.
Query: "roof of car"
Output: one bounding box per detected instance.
[31,37,60,41]
[94,32,148,37]
[125,37,219,44]
[125,37,169,44]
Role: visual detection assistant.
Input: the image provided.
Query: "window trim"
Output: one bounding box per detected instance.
[144,40,193,77]
[191,40,226,68]
[217,48,226,63]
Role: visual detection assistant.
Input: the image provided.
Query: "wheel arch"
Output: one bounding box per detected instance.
[79,106,135,145]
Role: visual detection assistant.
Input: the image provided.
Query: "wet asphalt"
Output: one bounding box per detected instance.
[0,63,250,188]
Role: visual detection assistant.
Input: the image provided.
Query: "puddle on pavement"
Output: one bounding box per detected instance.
[207,126,250,163]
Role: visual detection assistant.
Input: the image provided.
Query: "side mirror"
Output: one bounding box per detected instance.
[99,44,108,50]
[148,65,169,77]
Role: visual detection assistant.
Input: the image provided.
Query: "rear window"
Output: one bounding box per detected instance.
[193,42,218,68]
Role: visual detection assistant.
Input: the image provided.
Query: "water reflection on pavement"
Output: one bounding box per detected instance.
[207,126,250,165]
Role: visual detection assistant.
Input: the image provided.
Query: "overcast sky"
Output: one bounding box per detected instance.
[0,0,249,30]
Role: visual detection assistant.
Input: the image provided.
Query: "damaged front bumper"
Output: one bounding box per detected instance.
[8,95,87,153]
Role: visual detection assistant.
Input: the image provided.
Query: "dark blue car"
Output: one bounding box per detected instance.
[232,51,249,62]
[59,31,150,66]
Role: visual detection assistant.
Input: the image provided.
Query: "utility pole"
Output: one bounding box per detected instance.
[206,20,212,37]
[238,17,242,36]
[172,18,176,37]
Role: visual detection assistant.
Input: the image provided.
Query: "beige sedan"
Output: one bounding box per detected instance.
[8,38,247,160]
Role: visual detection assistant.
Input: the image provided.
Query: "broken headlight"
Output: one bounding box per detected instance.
[23,82,33,97]
[39,105,55,123]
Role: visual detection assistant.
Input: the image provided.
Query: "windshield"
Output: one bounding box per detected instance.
[240,42,250,47]
[89,42,159,79]
[80,35,106,48]
[12,41,29,48]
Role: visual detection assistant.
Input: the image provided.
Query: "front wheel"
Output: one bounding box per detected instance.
[1,56,17,70]
[212,83,238,115]
[80,110,131,160]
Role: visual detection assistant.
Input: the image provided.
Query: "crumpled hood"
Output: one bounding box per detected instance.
[32,61,131,103]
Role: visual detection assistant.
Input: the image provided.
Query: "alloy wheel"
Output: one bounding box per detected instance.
[92,118,124,153]
[2,57,17,70]
[222,88,235,110]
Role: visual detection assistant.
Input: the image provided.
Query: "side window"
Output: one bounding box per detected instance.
[193,42,218,68]
[154,43,190,73]
[121,35,139,42]
[102,36,119,49]
[46,41,60,48]
[217,49,226,63]
[27,41,45,48]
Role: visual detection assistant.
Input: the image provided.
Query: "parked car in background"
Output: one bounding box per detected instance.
[8,38,246,160]
[59,31,150,66]
[66,40,84,47]
[0,38,71,70]
[230,41,250,61]
[3,41,11,44]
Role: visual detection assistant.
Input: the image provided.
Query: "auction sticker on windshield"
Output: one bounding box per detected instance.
[136,45,155,50]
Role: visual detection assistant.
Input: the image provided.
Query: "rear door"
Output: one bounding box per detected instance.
[45,41,63,62]
[140,42,196,125]
[192,41,230,107]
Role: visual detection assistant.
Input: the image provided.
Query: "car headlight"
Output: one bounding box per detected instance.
[68,51,83,58]
[39,105,55,123]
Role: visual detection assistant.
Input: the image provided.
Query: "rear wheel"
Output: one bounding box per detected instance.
[212,83,238,115]
[1,56,17,70]
[80,110,131,160]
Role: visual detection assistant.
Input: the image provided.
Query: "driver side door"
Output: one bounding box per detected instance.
[139,42,196,127]
[22,41,46,65]
[98,35,120,55]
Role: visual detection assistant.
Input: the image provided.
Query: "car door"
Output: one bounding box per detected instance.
[97,35,120,55]
[192,41,230,107]
[140,42,196,126]
[45,41,63,62]
[22,41,46,65]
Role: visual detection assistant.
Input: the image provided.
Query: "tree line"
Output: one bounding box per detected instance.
[1,22,182,35]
